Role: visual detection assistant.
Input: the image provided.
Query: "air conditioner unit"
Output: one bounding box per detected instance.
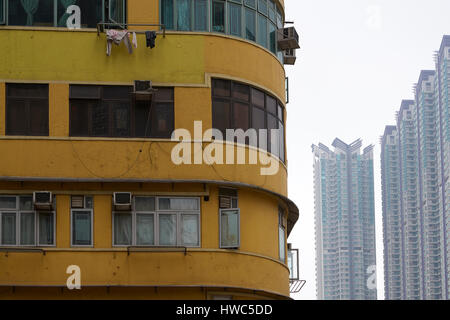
[33,191,53,210]
[133,80,156,101]
[283,48,296,65]
[277,27,300,50]
[113,192,132,211]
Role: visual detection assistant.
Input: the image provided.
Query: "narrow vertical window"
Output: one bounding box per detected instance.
[1,213,16,245]
[0,0,5,25]
[20,212,35,245]
[159,214,177,245]
[194,0,208,31]
[38,212,54,246]
[220,209,240,248]
[212,0,225,33]
[279,207,286,262]
[180,214,199,246]
[269,22,276,53]
[257,13,268,48]
[72,210,93,246]
[114,213,132,245]
[161,0,174,30]
[219,188,239,248]
[136,214,155,245]
[245,7,256,41]
[176,0,191,31]
[229,2,242,37]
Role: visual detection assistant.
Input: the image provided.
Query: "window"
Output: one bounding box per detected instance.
[6,83,49,136]
[113,197,200,247]
[244,6,256,41]
[0,0,5,25]
[212,79,286,162]
[160,0,283,58]
[220,209,240,248]
[176,0,191,30]
[212,0,225,33]
[71,196,93,247]
[3,0,125,28]
[194,0,208,31]
[0,195,55,246]
[278,207,286,262]
[219,188,239,248]
[69,85,174,138]
[228,2,241,37]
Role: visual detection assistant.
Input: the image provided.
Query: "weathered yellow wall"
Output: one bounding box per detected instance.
[174,87,213,135]
[0,30,285,102]
[49,84,69,137]
[56,195,71,248]
[128,0,159,28]
[205,37,286,101]
[0,0,293,300]
[0,82,4,135]
[0,185,289,297]
[0,139,287,196]
[94,195,112,248]
[0,251,288,296]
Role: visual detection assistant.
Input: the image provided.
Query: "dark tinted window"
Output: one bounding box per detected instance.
[8,0,54,27]
[212,79,285,161]
[6,0,111,28]
[70,85,174,139]
[6,84,49,136]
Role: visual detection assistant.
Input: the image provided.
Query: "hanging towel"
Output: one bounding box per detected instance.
[145,31,157,49]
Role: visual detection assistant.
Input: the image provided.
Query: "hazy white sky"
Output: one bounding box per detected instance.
[285,0,450,300]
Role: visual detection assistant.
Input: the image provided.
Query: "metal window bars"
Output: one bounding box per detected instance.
[97,22,166,38]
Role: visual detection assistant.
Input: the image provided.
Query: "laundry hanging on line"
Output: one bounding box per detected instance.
[106,29,133,56]
[106,30,157,56]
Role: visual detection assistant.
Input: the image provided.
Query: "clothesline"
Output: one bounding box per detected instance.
[97,22,166,38]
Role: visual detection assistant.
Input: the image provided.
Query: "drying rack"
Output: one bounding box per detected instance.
[97,22,166,38]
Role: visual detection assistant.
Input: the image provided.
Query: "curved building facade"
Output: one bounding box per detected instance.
[0,0,299,299]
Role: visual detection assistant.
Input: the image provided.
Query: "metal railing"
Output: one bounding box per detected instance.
[97,22,166,38]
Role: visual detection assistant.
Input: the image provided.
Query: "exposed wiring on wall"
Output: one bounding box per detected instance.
[69,94,154,179]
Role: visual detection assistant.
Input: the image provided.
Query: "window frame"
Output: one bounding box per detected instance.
[0,0,5,25]
[112,196,201,248]
[69,85,174,139]
[211,78,286,162]
[278,206,286,262]
[219,208,240,249]
[5,83,49,137]
[0,195,56,247]
[70,208,94,247]
[2,0,126,28]
[159,0,283,58]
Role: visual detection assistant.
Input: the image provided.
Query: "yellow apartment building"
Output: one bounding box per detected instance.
[0,0,300,299]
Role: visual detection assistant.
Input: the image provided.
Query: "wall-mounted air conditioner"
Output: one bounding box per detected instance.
[133,80,156,101]
[113,192,132,211]
[283,48,296,65]
[33,191,53,210]
[277,27,300,50]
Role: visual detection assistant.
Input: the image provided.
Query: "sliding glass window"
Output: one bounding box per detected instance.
[113,197,201,247]
[211,78,286,162]
[0,195,55,247]
[161,0,282,55]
